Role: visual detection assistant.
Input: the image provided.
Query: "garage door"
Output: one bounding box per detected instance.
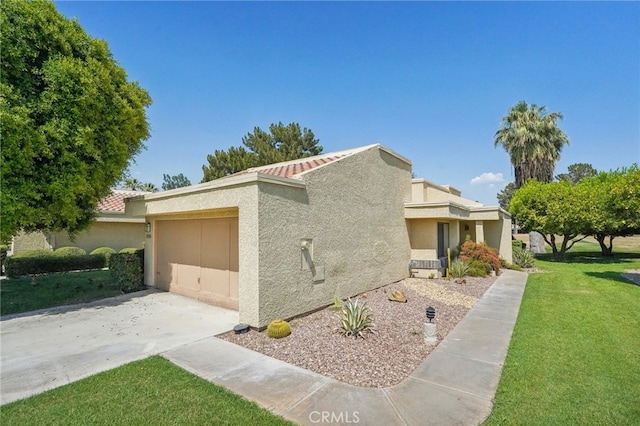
[155,218,239,310]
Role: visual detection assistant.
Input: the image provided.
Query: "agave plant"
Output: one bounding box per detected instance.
[337,297,377,339]
[513,247,536,268]
[449,258,470,278]
[329,295,343,311]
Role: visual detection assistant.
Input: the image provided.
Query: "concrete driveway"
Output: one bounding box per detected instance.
[0,290,239,405]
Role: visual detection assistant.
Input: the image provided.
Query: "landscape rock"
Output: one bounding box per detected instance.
[388,290,407,303]
[529,231,546,254]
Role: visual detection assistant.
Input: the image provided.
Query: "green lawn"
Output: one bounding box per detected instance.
[0,356,295,426]
[4,241,639,424]
[0,269,122,316]
[484,243,640,425]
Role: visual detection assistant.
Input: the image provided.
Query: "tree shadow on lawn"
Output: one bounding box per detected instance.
[584,271,640,287]
[535,251,640,265]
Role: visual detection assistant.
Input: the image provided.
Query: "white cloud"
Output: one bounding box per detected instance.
[470,172,504,185]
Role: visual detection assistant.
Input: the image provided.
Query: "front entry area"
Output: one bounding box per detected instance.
[155,217,239,310]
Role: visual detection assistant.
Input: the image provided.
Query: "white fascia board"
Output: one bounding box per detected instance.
[94,216,145,223]
[131,172,305,203]
[376,144,412,166]
[405,201,470,211]
[254,173,307,188]
[410,178,454,194]
[405,201,509,219]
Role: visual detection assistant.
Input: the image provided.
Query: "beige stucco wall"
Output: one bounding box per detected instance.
[11,221,145,255]
[483,213,513,263]
[51,221,145,253]
[411,180,474,205]
[407,218,463,260]
[407,220,437,259]
[11,231,53,254]
[254,147,412,327]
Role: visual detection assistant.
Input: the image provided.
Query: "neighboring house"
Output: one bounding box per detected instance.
[11,190,147,255]
[125,144,512,328]
[406,179,512,277]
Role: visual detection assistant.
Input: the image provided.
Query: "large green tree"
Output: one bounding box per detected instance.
[556,163,598,185]
[0,0,151,243]
[497,182,517,211]
[498,163,597,210]
[580,166,640,256]
[495,101,569,188]
[510,166,640,259]
[202,122,322,182]
[510,180,588,260]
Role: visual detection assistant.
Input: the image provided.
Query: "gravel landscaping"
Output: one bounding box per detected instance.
[219,275,496,388]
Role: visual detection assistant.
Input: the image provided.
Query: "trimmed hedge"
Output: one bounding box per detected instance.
[5,254,107,278]
[11,249,53,259]
[110,249,144,293]
[90,247,116,266]
[54,246,87,256]
[119,247,140,254]
[91,247,116,256]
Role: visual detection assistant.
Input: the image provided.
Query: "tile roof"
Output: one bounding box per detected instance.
[248,155,345,178]
[97,190,145,213]
[214,145,385,184]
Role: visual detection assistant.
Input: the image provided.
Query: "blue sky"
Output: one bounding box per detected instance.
[56,1,639,205]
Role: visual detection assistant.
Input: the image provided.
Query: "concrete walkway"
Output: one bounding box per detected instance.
[164,270,528,426]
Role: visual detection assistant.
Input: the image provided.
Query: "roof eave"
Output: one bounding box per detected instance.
[130,171,306,202]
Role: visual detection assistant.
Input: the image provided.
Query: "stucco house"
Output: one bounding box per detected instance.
[10,190,147,255]
[125,144,512,328]
[406,179,513,277]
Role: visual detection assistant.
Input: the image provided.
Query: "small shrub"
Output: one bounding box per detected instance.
[513,247,536,268]
[512,239,526,252]
[449,258,470,278]
[266,319,291,338]
[91,247,116,256]
[54,246,87,257]
[459,240,501,276]
[90,247,116,265]
[329,295,343,311]
[337,297,377,339]
[502,261,523,272]
[11,249,53,258]
[467,259,491,277]
[110,249,144,293]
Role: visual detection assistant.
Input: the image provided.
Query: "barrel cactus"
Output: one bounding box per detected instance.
[266,319,291,339]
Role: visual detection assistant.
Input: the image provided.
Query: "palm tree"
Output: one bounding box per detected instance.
[140,182,158,193]
[495,101,569,188]
[123,178,141,191]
